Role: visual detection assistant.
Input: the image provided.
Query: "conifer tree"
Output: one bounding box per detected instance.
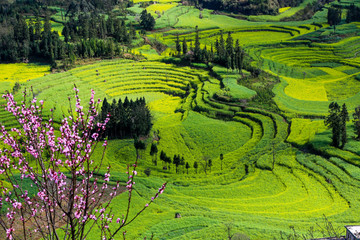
[173,154,180,173]
[193,161,198,174]
[186,162,190,174]
[340,103,349,148]
[150,143,158,165]
[182,37,188,55]
[218,30,225,62]
[175,34,181,56]
[354,106,360,140]
[225,32,233,58]
[325,102,341,148]
[194,26,201,61]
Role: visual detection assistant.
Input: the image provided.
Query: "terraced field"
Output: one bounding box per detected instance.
[252,25,360,117]
[2,57,360,238]
[2,0,360,238]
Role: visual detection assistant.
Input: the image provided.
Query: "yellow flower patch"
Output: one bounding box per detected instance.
[146,3,176,14]
[0,63,50,83]
[283,76,328,101]
[279,7,291,13]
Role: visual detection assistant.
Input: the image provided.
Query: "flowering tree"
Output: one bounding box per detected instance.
[0,87,166,240]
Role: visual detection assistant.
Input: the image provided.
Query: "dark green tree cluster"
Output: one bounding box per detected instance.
[327,6,342,26]
[172,154,185,173]
[0,2,137,66]
[62,13,136,43]
[160,150,172,170]
[346,4,360,23]
[176,29,244,72]
[0,14,64,63]
[158,151,190,174]
[99,97,152,139]
[140,10,155,31]
[0,13,132,66]
[189,0,292,15]
[325,102,349,148]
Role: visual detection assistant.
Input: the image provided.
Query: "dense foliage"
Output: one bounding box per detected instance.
[190,0,305,15]
[176,28,245,73]
[99,97,152,139]
[0,2,136,67]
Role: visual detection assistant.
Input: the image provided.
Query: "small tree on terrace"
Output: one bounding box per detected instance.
[160,150,166,167]
[201,156,210,174]
[150,142,158,165]
[193,161,198,174]
[185,162,190,174]
[0,88,166,240]
[353,106,360,140]
[173,154,181,173]
[134,138,146,159]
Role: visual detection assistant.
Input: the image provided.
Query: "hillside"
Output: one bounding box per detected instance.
[0,0,360,239]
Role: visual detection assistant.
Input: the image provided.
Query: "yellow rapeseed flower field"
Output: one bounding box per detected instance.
[146,3,176,15]
[0,63,50,90]
[279,7,291,13]
[283,76,328,101]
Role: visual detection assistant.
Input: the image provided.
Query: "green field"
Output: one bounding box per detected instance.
[1,0,360,239]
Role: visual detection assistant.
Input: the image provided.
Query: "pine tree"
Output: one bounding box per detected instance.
[325,102,341,148]
[340,103,349,148]
[225,32,233,59]
[234,39,241,72]
[134,138,146,160]
[173,154,180,173]
[182,37,188,55]
[219,31,225,61]
[193,161,198,174]
[185,162,190,174]
[194,26,201,61]
[175,34,181,56]
[353,106,360,140]
[150,143,158,165]
[140,10,155,31]
[35,15,42,41]
[328,6,342,26]
[160,150,166,167]
[346,4,360,23]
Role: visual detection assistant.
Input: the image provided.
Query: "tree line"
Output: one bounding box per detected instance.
[0,6,137,68]
[325,102,360,148]
[328,3,360,27]
[175,27,245,73]
[188,0,304,15]
[62,13,136,44]
[98,97,152,139]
